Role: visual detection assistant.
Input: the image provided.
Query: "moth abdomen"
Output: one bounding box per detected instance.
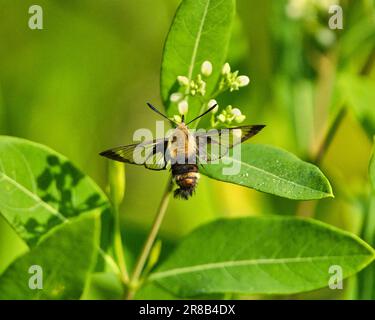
[172,164,200,200]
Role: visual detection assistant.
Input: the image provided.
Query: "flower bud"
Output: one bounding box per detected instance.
[178,100,189,115]
[208,99,218,113]
[222,62,231,75]
[177,76,189,86]
[234,114,246,123]
[199,80,206,96]
[231,108,242,116]
[237,75,250,87]
[201,60,213,77]
[146,240,162,272]
[109,161,125,206]
[170,92,183,102]
[226,105,233,112]
[217,114,226,123]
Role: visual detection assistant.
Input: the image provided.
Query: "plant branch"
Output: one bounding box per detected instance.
[108,162,129,284]
[126,176,173,299]
[99,248,122,276]
[113,204,129,284]
[314,106,347,165]
[360,48,375,76]
[296,48,375,218]
[313,47,375,165]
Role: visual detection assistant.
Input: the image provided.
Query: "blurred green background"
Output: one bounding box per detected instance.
[0,0,374,299]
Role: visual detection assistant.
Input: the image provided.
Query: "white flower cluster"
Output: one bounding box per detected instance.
[286,0,339,19]
[209,100,246,127]
[219,63,250,92]
[285,0,340,47]
[169,61,250,126]
[170,60,213,118]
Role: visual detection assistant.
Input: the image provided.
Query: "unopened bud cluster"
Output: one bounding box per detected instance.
[285,0,340,47]
[170,60,213,118]
[169,61,250,127]
[219,63,250,92]
[209,100,246,127]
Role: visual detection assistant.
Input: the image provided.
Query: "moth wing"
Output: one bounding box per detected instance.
[99,138,169,171]
[194,125,265,163]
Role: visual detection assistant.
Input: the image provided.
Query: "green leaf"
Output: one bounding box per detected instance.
[200,144,333,200]
[134,282,225,300]
[339,17,375,67]
[161,0,235,118]
[135,282,179,300]
[357,195,375,300]
[0,136,111,247]
[339,74,375,139]
[0,212,100,299]
[82,272,124,300]
[356,141,375,299]
[150,216,374,297]
[370,139,375,189]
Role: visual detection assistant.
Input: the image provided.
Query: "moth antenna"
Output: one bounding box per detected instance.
[146,102,177,126]
[186,104,217,125]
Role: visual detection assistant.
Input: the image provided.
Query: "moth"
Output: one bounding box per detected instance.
[100,103,265,199]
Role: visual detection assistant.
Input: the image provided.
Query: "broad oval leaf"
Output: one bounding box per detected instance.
[357,195,375,300]
[370,139,375,190]
[0,136,111,247]
[134,282,224,300]
[161,0,235,118]
[0,212,100,300]
[200,143,333,200]
[338,74,375,139]
[356,140,375,299]
[150,216,375,297]
[82,272,124,300]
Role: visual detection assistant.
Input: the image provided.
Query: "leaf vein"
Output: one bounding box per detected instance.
[223,156,330,196]
[187,0,211,80]
[150,255,370,281]
[0,172,66,222]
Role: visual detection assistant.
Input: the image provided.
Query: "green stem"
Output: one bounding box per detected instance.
[126,176,173,299]
[211,88,223,99]
[113,204,129,284]
[314,106,347,165]
[108,162,129,285]
[99,248,122,276]
[296,48,375,218]
[296,106,348,217]
[195,85,225,126]
[313,47,375,165]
